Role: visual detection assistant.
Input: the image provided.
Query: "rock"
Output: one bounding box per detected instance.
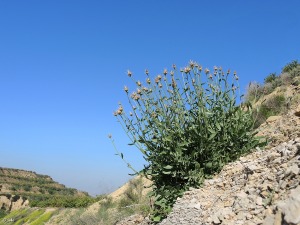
[266,116,282,123]
[285,164,300,177]
[294,104,300,117]
[277,186,300,225]
[256,196,263,206]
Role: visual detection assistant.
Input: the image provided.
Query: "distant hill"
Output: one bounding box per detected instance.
[0,167,87,197]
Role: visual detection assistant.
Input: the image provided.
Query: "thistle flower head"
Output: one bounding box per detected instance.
[184,67,191,74]
[205,68,210,74]
[115,105,123,115]
[227,69,231,75]
[163,69,168,75]
[137,88,142,94]
[146,78,151,84]
[172,64,176,70]
[170,71,174,76]
[136,80,142,86]
[131,92,140,100]
[189,60,195,68]
[127,70,132,77]
[108,134,112,139]
[214,66,218,71]
[124,86,129,93]
[129,112,133,116]
[145,69,149,75]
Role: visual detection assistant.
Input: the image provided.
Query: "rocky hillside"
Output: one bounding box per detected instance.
[0,167,87,197]
[0,167,90,212]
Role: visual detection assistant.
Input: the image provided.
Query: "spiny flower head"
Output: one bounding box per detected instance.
[142,87,149,92]
[205,68,210,74]
[114,105,124,116]
[184,67,191,74]
[136,80,142,86]
[163,69,168,75]
[155,75,162,83]
[131,92,140,100]
[127,70,132,77]
[189,60,196,68]
[145,69,149,75]
[124,86,129,93]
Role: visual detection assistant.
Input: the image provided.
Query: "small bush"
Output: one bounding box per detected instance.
[290,65,300,78]
[253,94,286,128]
[280,72,293,85]
[0,209,7,219]
[282,60,299,73]
[264,73,277,84]
[113,61,264,222]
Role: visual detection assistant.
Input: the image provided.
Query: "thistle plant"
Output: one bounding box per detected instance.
[113,61,264,222]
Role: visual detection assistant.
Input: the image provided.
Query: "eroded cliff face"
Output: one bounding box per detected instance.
[0,194,29,211]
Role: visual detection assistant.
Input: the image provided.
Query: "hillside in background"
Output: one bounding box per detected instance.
[0,167,87,197]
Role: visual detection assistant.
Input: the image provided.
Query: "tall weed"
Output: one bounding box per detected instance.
[113,61,264,222]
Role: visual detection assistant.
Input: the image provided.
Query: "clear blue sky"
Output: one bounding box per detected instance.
[0,1,299,196]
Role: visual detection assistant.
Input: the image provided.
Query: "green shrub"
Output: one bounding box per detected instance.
[253,94,286,128]
[0,209,7,219]
[113,61,264,222]
[29,195,95,208]
[282,60,299,73]
[98,197,114,222]
[290,65,300,78]
[264,73,277,84]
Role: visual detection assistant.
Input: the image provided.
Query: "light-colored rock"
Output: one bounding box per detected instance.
[266,116,282,123]
[294,104,300,117]
[277,186,300,224]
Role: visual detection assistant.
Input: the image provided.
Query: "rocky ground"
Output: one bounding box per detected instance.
[117,104,300,225]
[159,105,300,225]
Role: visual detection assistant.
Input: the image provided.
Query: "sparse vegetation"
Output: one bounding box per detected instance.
[245,59,300,127]
[264,73,277,84]
[282,60,299,73]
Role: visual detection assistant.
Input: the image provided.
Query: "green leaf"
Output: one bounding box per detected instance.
[164,165,173,170]
[208,132,217,140]
[153,216,161,222]
[162,171,172,174]
[205,162,213,168]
